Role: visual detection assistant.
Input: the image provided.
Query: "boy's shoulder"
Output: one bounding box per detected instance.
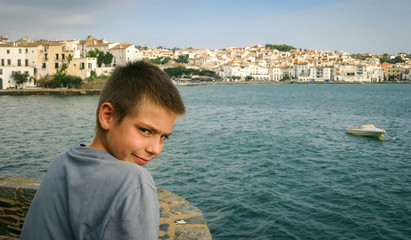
[51,145,155,189]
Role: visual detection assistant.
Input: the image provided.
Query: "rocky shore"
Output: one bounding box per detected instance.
[0,176,211,240]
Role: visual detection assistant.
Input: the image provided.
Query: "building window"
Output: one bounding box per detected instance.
[45,53,48,60]
[0,69,2,75]
[1,59,4,66]
[7,50,10,54]
[7,59,11,65]
[18,59,21,66]
[55,63,59,69]
[26,49,28,54]
[56,54,59,60]
[62,54,65,60]
[80,62,85,69]
[25,59,29,66]
[19,49,22,54]
[42,63,46,68]
[88,63,92,69]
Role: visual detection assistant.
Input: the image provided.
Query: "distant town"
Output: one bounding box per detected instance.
[0,35,410,89]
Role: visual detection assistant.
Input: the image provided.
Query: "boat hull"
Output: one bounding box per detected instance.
[346,125,386,138]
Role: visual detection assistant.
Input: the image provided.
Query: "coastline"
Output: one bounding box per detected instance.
[0,89,101,96]
[0,81,409,96]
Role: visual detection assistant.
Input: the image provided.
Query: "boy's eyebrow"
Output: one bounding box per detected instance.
[138,123,173,136]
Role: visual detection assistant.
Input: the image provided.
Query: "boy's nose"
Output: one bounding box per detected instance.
[146,138,163,156]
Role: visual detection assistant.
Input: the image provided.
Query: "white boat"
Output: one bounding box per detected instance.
[346,125,386,138]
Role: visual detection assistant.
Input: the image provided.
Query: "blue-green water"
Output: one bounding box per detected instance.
[1,84,410,239]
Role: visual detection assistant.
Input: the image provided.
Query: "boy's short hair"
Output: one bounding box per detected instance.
[95,60,186,133]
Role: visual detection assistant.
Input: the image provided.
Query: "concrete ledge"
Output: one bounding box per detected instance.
[0,89,101,96]
[0,176,211,240]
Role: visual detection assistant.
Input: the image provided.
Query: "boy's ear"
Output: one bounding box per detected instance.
[99,102,115,130]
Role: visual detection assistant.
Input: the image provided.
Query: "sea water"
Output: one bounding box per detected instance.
[1,84,410,239]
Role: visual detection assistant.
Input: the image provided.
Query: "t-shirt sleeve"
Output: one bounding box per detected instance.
[102,184,159,240]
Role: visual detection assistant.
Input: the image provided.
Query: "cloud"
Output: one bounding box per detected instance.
[49,15,96,26]
[0,0,145,39]
[0,0,409,54]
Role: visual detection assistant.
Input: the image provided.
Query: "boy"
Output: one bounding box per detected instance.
[20,60,186,239]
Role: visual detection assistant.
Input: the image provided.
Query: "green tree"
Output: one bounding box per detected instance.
[351,53,367,60]
[265,44,296,51]
[175,55,189,64]
[95,51,114,67]
[103,52,114,66]
[97,52,104,67]
[199,69,219,78]
[230,76,241,81]
[87,48,100,57]
[67,54,73,63]
[162,57,171,64]
[11,71,32,87]
[53,70,66,87]
[163,66,218,78]
[149,58,162,64]
[63,75,83,88]
[379,53,390,63]
[53,71,83,88]
[245,76,254,81]
[394,55,405,63]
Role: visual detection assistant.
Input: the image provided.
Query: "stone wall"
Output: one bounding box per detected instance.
[0,176,211,240]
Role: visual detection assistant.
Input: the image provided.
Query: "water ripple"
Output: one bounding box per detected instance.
[1,85,411,239]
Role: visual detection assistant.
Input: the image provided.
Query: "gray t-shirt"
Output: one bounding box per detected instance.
[20,145,159,240]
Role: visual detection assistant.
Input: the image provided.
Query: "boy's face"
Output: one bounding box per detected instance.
[102,102,177,166]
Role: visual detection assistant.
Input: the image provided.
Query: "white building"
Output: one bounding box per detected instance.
[309,67,332,82]
[0,43,40,89]
[109,44,142,67]
[365,65,384,82]
[293,62,312,82]
[220,63,271,81]
[402,67,411,81]
[333,64,383,82]
[268,68,283,81]
[334,64,362,82]
[0,67,35,89]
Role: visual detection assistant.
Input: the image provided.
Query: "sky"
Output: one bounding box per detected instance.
[0,0,410,54]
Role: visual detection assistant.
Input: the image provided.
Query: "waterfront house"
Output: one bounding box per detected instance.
[309,67,332,82]
[293,61,312,82]
[0,42,39,89]
[381,63,402,81]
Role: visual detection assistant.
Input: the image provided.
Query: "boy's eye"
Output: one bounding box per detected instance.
[161,135,169,141]
[140,128,150,135]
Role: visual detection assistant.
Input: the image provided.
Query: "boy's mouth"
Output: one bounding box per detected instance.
[132,154,149,166]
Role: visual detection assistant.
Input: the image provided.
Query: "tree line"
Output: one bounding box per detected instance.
[351,53,408,64]
[265,44,296,52]
[148,55,189,65]
[163,66,219,79]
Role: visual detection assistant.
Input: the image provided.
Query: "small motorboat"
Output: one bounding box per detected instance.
[346,125,386,138]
